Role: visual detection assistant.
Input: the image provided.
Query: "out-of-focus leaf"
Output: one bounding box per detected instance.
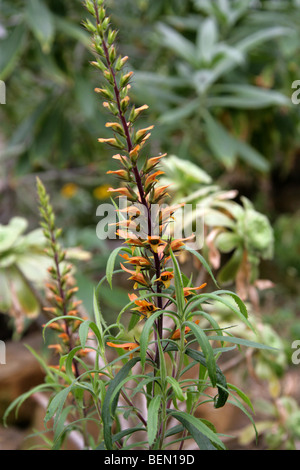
[236,26,293,53]
[156,23,197,65]
[196,17,218,64]
[215,232,240,253]
[26,0,55,53]
[0,24,26,80]
[159,99,200,126]
[208,84,290,109]
[53,15,90,47]
[217,246,243,285]
[8,268,40,318]
[0,270,11,312]
[235,140,270,172]
[0,217,27,252]
[203,112,237,169]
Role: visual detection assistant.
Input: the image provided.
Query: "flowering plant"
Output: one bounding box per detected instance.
[4,0,276,451]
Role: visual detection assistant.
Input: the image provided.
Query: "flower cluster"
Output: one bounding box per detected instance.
[37,178,87,375]
[83,0,201,344]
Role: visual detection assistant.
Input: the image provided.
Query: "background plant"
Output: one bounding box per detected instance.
[3,0,280,451]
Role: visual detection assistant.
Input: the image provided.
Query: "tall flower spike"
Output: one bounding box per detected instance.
[84,0,178,361]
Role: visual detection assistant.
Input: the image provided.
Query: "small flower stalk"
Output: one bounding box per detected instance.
[36,178,86,376]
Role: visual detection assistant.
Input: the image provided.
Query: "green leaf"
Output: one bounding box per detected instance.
[147,395,162,447]
[234,139,270,173]
[53,15,90,47]
[203,111,237,169]
[217,246,243,284]
[139,310,162,371]
[208,335,279,351]
[157,23,196,65]
[170,249,184,317]
[26,0,55,53]
[3,383,56,426]
[159,99,200,126]
[183,321,217,387]
[215,232,240,253]
[96,426,145,450]
[102,357,140,450]
[237,26,293,54]
[186,291,253,331]
[183,245,219,288]
[170,410,225,449]
[197,17,218,64]
[45,386,72,426]
[166,376,185,402]
[228,383,254,413]
[185,348,229,408]
[93,287,106,334]
[79,319,104,352]
[106,246,125,289]
[0,24,26,80]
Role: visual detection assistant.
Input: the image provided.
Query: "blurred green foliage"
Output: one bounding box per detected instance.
[0,0,299,327]
[1,0,300,180]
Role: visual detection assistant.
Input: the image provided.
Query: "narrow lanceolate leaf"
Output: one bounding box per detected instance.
[183,321,217,388]
[139,310,162,371]
[79,319,104,352]
[170,249,185,317]
[45,385,72,427]
[0,24,26,80]
[184,246,219,288]
[207,335,279,351]
[166,376,185,402]
[170,410,225,450]
[106,246,125,289]
[185,348,229,409]
[26,0,55,53]
[185,291,254,332]
[147,395,162,447]
[102,357,140,450]
[93,287,107,334]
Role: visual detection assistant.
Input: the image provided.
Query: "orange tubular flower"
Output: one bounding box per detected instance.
[144,236,166,253]
[120,263,148,289]
[107,186,137,201]
[106,169,129,179]
[155,271,174,289]
[151,185,170,203]
[128,293,159,319]
[48,344,63,355]
[144,171,165,190]
[170,320,200,340]
[168,235,195,252]
[183,283,207,297]
[143,154,167,173]
[120,253,151,268]
[107,341,140,359]
[112,154,130,165]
